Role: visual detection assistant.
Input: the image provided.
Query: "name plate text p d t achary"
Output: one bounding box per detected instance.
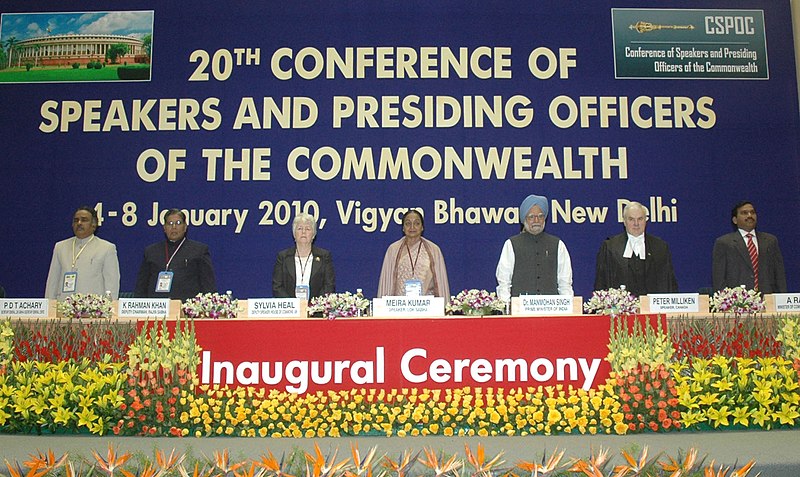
[0,299,49,317]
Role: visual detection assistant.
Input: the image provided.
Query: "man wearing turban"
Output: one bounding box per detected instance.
[495,194,574,301]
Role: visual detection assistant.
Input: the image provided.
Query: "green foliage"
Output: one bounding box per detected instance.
[24,62,33,71]
[777,315,800,361]
[105,43,130,64]
[607,316,673,373]
[0,319,12,370]
[117,66,150,80]
[127,318,201,374]
[71,62,80,69]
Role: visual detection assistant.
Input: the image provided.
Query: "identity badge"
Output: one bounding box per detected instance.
[156,271,174,293]
[404,279,422,296]
[295,285,310,300]
[62,272,77,293]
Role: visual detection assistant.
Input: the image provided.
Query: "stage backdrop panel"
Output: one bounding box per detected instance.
[0,1,798,299]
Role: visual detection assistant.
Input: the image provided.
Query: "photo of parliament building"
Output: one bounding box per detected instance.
[13,33,146,66]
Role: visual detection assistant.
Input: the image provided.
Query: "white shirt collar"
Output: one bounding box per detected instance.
[623,233,645,259]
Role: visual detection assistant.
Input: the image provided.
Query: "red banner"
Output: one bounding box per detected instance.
[193,315,617,394]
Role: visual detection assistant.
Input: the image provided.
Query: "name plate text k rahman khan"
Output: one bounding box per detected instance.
[118,298,170,318]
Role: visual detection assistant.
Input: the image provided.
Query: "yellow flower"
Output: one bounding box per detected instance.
[707,405,731,427]
[731,406,750,426]
[774,403,800,425]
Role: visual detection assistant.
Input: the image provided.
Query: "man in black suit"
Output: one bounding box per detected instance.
[594,201,678,296]
[712,201,786,293]
[134,208,217,301]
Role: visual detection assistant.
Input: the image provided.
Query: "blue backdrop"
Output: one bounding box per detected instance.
[1,1,798,299]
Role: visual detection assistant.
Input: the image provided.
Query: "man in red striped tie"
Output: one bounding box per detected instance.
[712,201,787,293]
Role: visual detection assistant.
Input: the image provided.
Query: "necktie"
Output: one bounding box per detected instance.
[746,233,759,290]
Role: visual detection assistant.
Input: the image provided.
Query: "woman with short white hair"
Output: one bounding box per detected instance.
[272,213,336,299]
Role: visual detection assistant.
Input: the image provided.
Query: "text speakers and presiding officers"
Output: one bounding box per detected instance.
[496,194,573,301]
[377,209,450,298]
[45,206,120,300]
[272,213,336,299]
[594,201,678,296]
[134,208,217,301]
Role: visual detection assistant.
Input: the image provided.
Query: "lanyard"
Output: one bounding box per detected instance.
[71,235,95,269]
[164,238,187,271]
[296,252,313,281]
[404,239,423,275]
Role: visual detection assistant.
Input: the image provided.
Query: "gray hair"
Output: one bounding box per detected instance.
[292,212,317,237]
[622,201,648,220]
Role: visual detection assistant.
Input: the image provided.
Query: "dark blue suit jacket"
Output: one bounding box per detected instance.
[712,230,786,293]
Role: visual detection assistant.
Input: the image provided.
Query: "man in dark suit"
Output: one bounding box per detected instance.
[594,201,678,296]
[134,208,217,301]
[712,201,786,293]
[272,213,335,299]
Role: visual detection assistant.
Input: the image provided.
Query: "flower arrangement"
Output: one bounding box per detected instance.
[0,319,12,373]
[670,314,781,361]
[614,363,681,433]
[674,356,800,430]
[446,289,505,316]
[710,286,765,315]
[0,443,760,477]
[56,293,113,319]
[11,319,136,363]
[583,287,640,317]
[184,383,626,437]
[181,292,238,319]
[606,316,673,373]
[307,291,369,319]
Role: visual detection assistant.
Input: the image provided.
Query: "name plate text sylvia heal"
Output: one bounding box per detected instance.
[373,296,444,317]
[648,293,700,313]
[773,293,800,312]
[516,295,573,315]
[248,298,301,318]
[118,298,170,318]
[0,299,49,317]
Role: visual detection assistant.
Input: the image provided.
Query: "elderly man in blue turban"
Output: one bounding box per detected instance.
[495,194,573,301]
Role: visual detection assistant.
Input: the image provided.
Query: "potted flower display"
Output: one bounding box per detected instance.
[583,286,640,317]
[56,293,114,320]
[181,292,239,319]
[307,291,370,319]
[446,289,505,316]
[710,285,765,315]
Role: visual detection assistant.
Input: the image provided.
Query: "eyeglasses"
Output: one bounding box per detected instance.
[525,214,545,222]
[166,220,184,227]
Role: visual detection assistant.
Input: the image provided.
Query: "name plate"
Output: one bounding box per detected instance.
[248,298,301,318]
[118,298,171,318]
[515,295,573,315]
[0,299,49,317]
[772,293,800,312]
[648,293,700,313]
[373,296,444,317]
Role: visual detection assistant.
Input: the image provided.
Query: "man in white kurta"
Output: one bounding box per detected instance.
[45,206,120,300]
